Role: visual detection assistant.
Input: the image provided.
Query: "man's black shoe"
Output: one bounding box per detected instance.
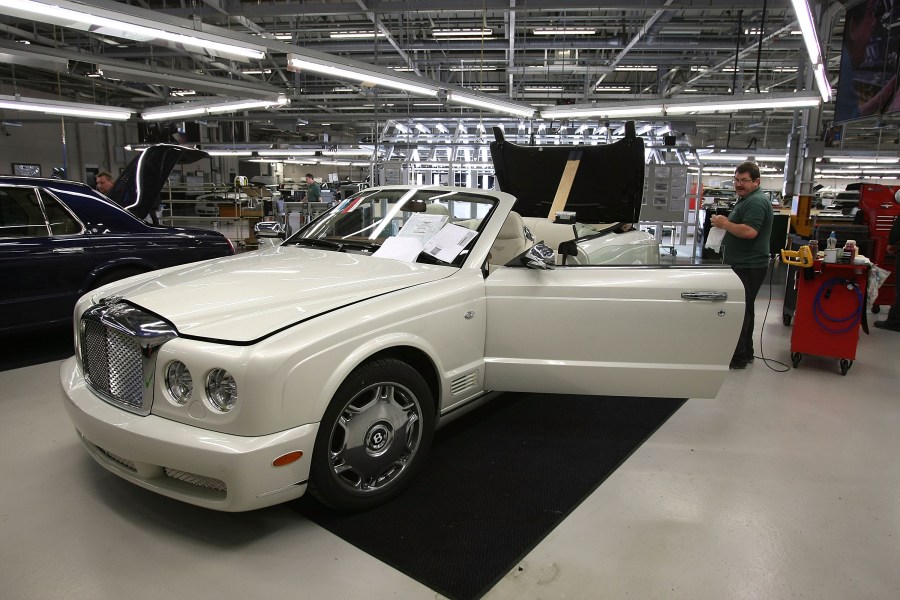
[729,359,747,369]
[874,320,900,332]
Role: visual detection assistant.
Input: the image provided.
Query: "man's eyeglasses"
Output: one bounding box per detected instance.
[732,177,756,184]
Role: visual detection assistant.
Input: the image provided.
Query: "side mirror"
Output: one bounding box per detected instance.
[521,241,556,270]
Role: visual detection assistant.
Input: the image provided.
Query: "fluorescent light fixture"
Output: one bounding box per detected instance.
[432,28,492,37]
[446,91,535,118]
[615,65,657,72]
[665,93,820,114]
[0,93,133,120]
[546,93,820,119]
[207,150,253,156]
[524,86,564,92]
[789,0,832,102]
[699,153,787,162]
[257,149,318,157]
[829,156,899,164]
[813,63,832,102]
[288,54,439,97]
[449,65,497,72]
[468,85,500,92]
[0,0,266,59]
[329,31,385,39]
[533,27,596,35]
[241,69,272,75]
[790,0,822,68]
[142,96,288,120]
[541,102,665,119]
[595,86,631,92]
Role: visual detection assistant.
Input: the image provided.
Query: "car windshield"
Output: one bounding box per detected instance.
[285,187,498,267]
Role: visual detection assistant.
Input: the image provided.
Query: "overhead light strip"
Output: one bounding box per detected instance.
[142,96,289,121]
[446,91,535,118]
[0,0,266,59]
[540,93,821,119]
[288,54,439,97]
[0,93,133,120]
[789,0,832,102]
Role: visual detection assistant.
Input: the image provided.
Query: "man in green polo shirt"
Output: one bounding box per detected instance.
[305,173,321,203]
[710,161,773,369]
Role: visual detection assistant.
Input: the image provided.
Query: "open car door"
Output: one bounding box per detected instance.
[483,263,744,399]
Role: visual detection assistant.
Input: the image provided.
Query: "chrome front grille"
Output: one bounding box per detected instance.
[80,301,177,416]
[82,320,144,409]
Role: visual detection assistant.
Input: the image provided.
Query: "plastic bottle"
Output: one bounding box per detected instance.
[827,231,837,250]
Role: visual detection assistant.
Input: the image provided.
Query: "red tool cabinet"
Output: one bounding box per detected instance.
[790,261,868,375]
[858,183,900,313]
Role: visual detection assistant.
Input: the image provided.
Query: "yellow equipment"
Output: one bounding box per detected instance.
[780,244,814,267]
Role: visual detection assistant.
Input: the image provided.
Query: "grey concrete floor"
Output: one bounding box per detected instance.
[2,265,899,600]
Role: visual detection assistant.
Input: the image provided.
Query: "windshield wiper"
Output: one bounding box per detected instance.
[285,238,344,251]
[341,241,381,252]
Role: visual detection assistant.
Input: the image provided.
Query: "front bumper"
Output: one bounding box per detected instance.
[59,356,318,512]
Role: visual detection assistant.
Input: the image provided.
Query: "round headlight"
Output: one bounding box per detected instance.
[206,369,237,412]
[165,361,193,404]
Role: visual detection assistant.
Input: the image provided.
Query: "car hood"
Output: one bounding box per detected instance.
[489,123,645,224]
[116,247,451,343]
[110,144,209,214]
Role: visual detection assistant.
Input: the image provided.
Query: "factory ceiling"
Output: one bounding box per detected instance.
[0,0,897,156]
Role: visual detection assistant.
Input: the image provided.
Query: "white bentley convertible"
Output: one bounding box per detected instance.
[60,133,744,512]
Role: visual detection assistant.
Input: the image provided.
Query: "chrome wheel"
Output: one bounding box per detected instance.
[328,382,423,494]
[309,358,434,511]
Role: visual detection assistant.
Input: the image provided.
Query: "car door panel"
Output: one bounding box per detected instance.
[483,265,744,399]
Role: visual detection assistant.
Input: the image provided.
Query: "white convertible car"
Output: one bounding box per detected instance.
[60,131,744,512]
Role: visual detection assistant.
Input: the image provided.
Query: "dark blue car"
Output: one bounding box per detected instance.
[0,150,234,334]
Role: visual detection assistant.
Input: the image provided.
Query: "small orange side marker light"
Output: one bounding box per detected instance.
[272,451,303,467]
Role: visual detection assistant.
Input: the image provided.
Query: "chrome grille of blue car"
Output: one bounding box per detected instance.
[80,301,178,416]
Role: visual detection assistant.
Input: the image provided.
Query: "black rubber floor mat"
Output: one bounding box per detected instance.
[296,392,686,600]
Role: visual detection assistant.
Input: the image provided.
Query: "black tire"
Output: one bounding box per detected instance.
[791,352,802,368]
[308,358,435,511]
[840,359,852,376]
[89,266,146,290]
[783,313,792,326]
[872,305,881,314]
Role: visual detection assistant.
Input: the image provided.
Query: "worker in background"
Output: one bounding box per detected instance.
[710,161,774,369]
[305,173,321,203]
[874,214,900,332]
[95,172,115,196]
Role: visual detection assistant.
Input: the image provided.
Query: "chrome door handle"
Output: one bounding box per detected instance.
[52,247,85,253]
[681,291,728,301]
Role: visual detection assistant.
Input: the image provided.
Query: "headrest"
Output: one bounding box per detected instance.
[425,203,450,216]
[498,211,525,240]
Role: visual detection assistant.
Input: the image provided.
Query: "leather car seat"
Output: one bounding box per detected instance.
[489,210,529,270]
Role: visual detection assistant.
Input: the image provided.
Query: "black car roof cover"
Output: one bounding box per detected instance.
[489,123,645,224]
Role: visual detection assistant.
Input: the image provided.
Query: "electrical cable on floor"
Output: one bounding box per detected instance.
[757,255,791,372]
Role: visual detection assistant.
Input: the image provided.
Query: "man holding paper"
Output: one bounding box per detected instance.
[710,161,773,369]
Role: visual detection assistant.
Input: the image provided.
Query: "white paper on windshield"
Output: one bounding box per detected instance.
[397,213,449,243]
[423,223,477,263]
[372,236,425,262]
